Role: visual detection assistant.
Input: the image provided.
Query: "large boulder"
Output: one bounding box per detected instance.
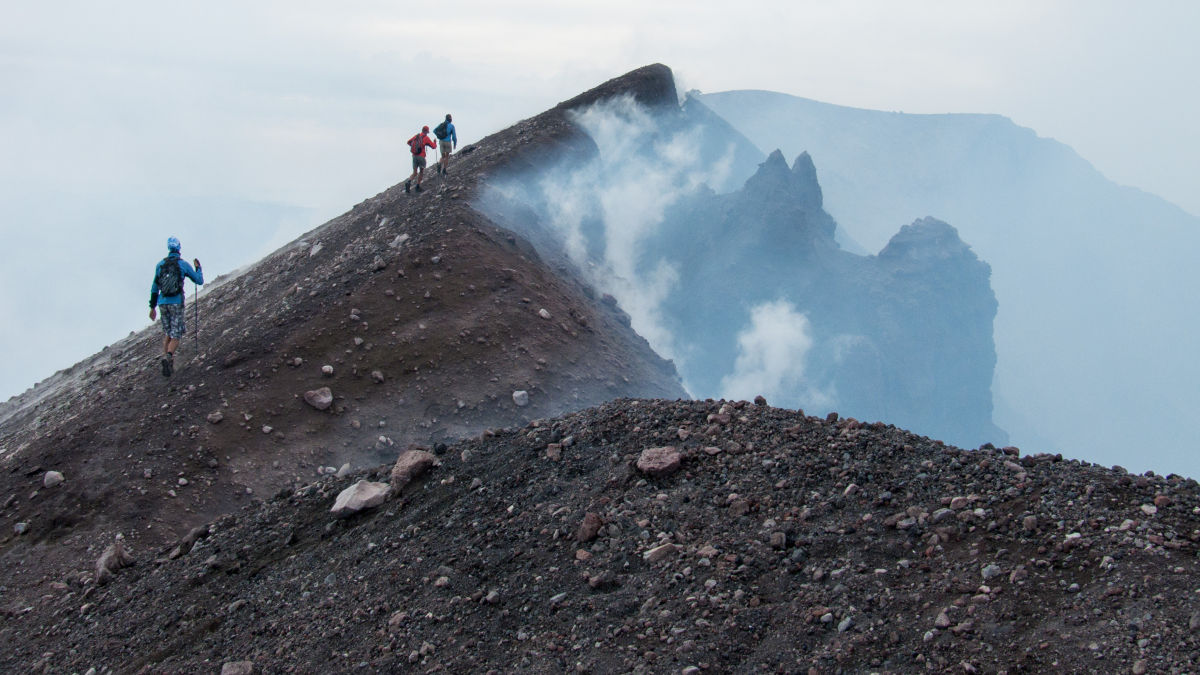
[330,480,392,518]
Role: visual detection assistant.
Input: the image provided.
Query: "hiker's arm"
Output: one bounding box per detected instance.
[149,266,160,309]
[451,126,457,148]
[183,259,204,286]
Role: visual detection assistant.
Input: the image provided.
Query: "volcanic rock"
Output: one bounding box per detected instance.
[303,387,333,410]
[330,480,391,518]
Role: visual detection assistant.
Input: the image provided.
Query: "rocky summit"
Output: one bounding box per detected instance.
[1,65,1199,673]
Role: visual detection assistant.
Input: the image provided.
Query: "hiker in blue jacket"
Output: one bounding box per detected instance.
[149,237,203,376]
[434,114,457,176]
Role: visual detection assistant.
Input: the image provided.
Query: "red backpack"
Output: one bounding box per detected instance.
[408,133,424,155]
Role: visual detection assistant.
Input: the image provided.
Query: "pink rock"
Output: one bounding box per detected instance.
[303,387,333,410]
[391,448,438,490]
[637,446,682,477]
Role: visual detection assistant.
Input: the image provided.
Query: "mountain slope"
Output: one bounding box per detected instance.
[0,65,686,594]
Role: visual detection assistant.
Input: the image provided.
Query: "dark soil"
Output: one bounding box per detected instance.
[3,398,1199,673]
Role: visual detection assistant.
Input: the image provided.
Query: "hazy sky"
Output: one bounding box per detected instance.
[2,0,1197,402]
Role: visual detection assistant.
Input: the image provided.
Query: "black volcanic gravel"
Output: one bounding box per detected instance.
[3,398,1197,674]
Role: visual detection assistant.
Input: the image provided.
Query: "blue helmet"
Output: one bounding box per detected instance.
[167,236,181,252]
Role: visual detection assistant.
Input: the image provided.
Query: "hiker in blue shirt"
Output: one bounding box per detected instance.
[149,237,203,376]
[434,114,457,176]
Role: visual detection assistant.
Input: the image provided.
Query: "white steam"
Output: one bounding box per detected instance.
[720,300,832,407]
[532,96,733,362]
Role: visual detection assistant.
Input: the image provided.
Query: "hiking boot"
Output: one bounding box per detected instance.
[404,180,411,194]
[161,355,173,377]
[415,184,423,192]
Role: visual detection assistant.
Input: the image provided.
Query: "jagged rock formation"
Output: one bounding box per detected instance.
[0,65,686,597]
[700,88,1200,478]
[645,149,1001,446]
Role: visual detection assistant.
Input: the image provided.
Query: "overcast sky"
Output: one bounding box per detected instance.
[2,0,1197,402]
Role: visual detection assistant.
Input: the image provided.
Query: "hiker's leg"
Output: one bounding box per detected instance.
[166,337,179,356]
[161,335,171,355]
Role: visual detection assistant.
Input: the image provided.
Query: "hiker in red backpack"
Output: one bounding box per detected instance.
[405,126,437,193]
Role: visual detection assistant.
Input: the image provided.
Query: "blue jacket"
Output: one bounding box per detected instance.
[150,252,203,307]
[442,122,457,146]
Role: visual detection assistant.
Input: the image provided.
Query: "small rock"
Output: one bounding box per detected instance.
[330,481,392,518]
[206,412,224,424]
[981,563,1003,580]
[371,370,385,384]
[95,538,134,585]
[577,512,604,542]
[336,463,352,478]
[1140,504,1157,516]
[512,390,530,407]
[753,395,767,406]
[950,496,970,510]
[837,616,853,633]
[1153,495,1172,507]
[643,543,679,563]
[390,448,438,490]
[935,611,951,628]
[538,308,552,320]
[636,446,682,477]
[484,590,501,604]
[321,365,334,376]
[304,387,334,411]
[14,522,29,535]
[1131,660,1148,675]
[220,662,254,675]
[1022,515,1038,531]
[43,471,64,488]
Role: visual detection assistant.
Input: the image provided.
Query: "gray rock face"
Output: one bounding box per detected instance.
[303,387,333,411]
[330,480,391,518]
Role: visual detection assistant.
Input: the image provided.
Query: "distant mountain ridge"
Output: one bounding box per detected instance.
[701,89,1200,478]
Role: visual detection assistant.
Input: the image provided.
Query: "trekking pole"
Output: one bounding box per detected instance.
[193,280,200,350]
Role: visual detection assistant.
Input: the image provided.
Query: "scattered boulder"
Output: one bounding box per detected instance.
[206,411,224,424]
[169,525,211,560]
[220,662,255,675]
[512,390,530,407]
[391,448,439,490]
[331,481,392,518]
[43,471,64,488]
[636,446,682,477]
[95,538,134,585]
[304,387,334,411]
[576,512,604,542]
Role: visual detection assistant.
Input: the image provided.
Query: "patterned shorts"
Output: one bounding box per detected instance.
[159,303,186,339]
